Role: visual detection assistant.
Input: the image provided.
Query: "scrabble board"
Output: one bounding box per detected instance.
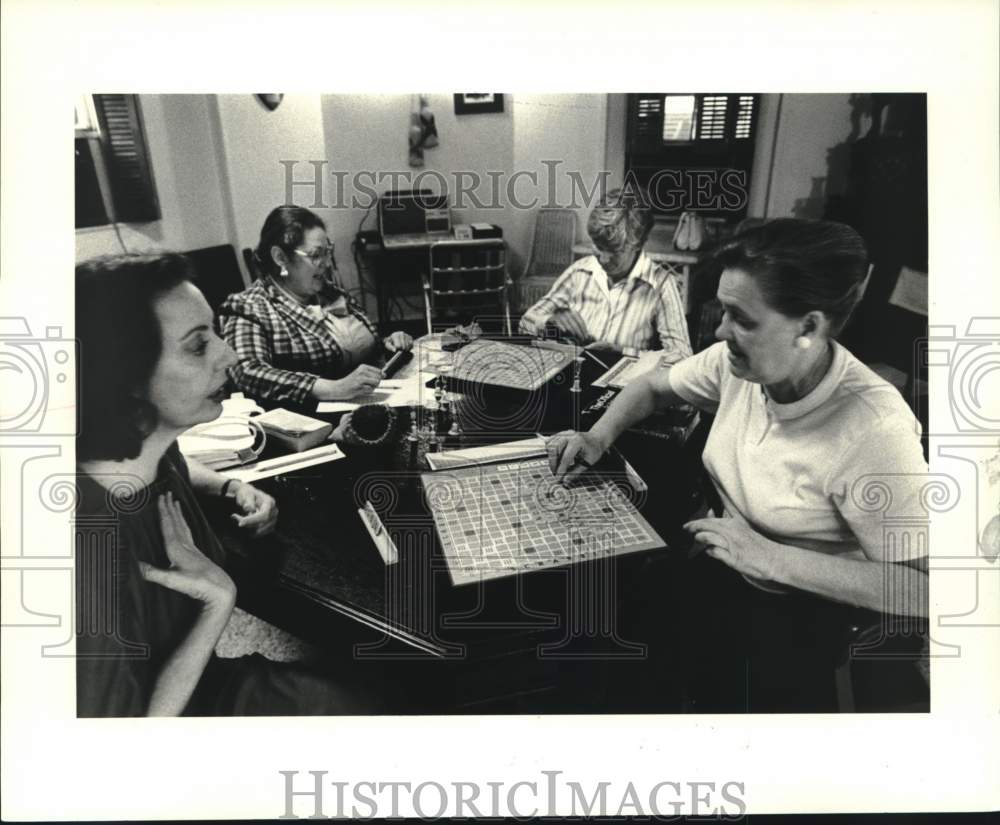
[426,339,570,391]
[422,457,664,585]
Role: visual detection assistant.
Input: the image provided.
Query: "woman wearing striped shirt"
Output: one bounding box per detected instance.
[518,189,692,363]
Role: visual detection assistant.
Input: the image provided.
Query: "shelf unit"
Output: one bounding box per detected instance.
[423,240,512,334]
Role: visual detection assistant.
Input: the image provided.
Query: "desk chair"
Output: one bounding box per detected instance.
[184,244,247,316]
[423,240,512,334]
[515,208,577,312]
[834,615,929,712]
[242,247,263,282]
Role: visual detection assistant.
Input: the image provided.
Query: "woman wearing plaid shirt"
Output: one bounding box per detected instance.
[518,189,692,363]
[219,206,413,406]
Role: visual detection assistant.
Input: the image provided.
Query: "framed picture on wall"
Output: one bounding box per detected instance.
[453,93,505,115]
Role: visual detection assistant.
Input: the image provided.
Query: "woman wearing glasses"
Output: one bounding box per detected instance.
[219,205,413,405]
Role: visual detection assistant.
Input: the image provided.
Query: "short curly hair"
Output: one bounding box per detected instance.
[76,253,194,462]
[586,187,655,252]
[713,218,869,337]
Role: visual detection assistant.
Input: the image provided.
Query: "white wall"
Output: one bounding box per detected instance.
[754,94,858,218]
[74,95,232,262]
[78,94,857,270]
[210,93,609,298]
[604,94,627,191]
[79,93,612,292]
[747,94,781,218]
[510,94,609,273]
[77,94,623,313]
[212,94,328,275]
[317,93,515,299]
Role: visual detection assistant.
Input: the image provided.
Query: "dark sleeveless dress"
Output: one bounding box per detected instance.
[75,443,371,716]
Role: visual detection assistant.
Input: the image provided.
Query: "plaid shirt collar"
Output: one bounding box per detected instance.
[262,277,331,340]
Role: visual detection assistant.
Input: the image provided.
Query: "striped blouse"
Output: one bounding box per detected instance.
[518,253,692,361]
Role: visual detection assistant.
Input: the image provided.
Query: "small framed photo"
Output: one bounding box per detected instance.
[453,93,505,115]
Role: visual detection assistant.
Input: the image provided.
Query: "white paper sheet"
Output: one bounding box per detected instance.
[888,265,928,316]
[316,372,437,413]
[316,337,456,413]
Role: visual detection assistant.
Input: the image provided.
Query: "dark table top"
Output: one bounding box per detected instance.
[208,343,705,699]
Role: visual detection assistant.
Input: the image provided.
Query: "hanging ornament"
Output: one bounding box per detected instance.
[408,94,440,168]
[409,113,425,167]
[254,94,284,111]
[419,95,439,148]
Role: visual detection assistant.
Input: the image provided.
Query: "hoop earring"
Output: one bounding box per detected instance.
[795,336,812,350]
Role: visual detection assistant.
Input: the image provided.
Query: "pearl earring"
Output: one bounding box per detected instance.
[795,336,811,350]
[279,266,289,278]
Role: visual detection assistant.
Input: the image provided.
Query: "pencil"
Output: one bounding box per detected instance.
[581,348,610,371]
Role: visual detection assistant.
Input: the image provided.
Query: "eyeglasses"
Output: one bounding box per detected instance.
[293,243,335,267]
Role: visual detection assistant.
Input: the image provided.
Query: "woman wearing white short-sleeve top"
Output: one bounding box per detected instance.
[549,218,929,616]
[547,219,929,710]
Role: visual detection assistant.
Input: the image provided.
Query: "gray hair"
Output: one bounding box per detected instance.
[586,187,655,252]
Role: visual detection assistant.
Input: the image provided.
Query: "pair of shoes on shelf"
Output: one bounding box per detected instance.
[673,211,706,251]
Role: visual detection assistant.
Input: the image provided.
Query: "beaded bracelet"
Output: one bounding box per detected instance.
[342,404,397,446]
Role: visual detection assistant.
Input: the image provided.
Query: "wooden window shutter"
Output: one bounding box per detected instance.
[696,95,729,140]
[734,95,756,139]
[92,94,160,223]
[628,94,665,153]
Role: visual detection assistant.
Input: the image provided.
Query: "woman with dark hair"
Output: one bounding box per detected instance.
[219,205,413,405]
[75,253,376,716]
[546,219,929,710]
[76,253,277,535]
[519,188,691,363]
